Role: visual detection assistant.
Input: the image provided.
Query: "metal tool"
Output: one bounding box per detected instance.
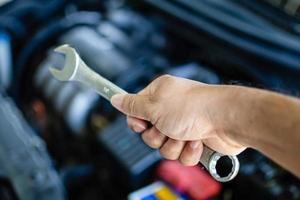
[49,44,240,182]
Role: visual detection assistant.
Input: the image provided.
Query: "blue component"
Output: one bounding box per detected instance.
[0,32,9,40]
[0,31,12,89]
[141,195,158,200]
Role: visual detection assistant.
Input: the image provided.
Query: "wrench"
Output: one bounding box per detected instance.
[49,44,240,182]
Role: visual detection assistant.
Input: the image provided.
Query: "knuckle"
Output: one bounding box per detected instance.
[160,146,179,160]
[160,74,172,80]
[151,136,163,148]
[149,140,162,149]
[154,74,173,85]
[179,156,197,166]
[126,95,136,115]
[142,132,163,149]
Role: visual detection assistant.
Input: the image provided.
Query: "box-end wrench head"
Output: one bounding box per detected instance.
[200,147,239,182]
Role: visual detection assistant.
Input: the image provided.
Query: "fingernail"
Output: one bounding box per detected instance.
[190,141,200,149]
[133,123,146,132]
[111,94,125,110]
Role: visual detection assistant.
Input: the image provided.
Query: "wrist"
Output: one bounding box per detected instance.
[213,85,286,150]
[203,85,257,148]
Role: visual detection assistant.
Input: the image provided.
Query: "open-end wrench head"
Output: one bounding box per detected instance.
[49,44,79,81]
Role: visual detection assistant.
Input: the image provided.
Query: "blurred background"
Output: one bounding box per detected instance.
[0,0,300,199]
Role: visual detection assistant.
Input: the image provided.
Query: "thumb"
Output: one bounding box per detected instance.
[111,93,153,120]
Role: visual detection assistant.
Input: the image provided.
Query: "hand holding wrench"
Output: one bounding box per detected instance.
[49,44,240,182]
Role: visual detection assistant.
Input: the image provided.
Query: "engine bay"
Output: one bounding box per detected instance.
[0,0,300,199]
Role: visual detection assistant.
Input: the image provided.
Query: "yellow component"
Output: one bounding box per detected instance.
[155,186,178,200]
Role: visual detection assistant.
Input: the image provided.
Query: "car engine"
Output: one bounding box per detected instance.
[0,0,299,199]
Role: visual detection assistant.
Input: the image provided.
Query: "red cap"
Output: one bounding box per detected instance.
[157,161,222,200]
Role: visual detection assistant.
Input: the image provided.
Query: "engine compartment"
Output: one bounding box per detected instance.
[0,0,299,199]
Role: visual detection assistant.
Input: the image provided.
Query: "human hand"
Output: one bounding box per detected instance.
[111,75,246,166]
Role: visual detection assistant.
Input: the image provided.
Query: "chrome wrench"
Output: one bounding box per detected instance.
[49,44,240,182]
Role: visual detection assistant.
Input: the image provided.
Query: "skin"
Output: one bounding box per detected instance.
[110,75,300,178]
